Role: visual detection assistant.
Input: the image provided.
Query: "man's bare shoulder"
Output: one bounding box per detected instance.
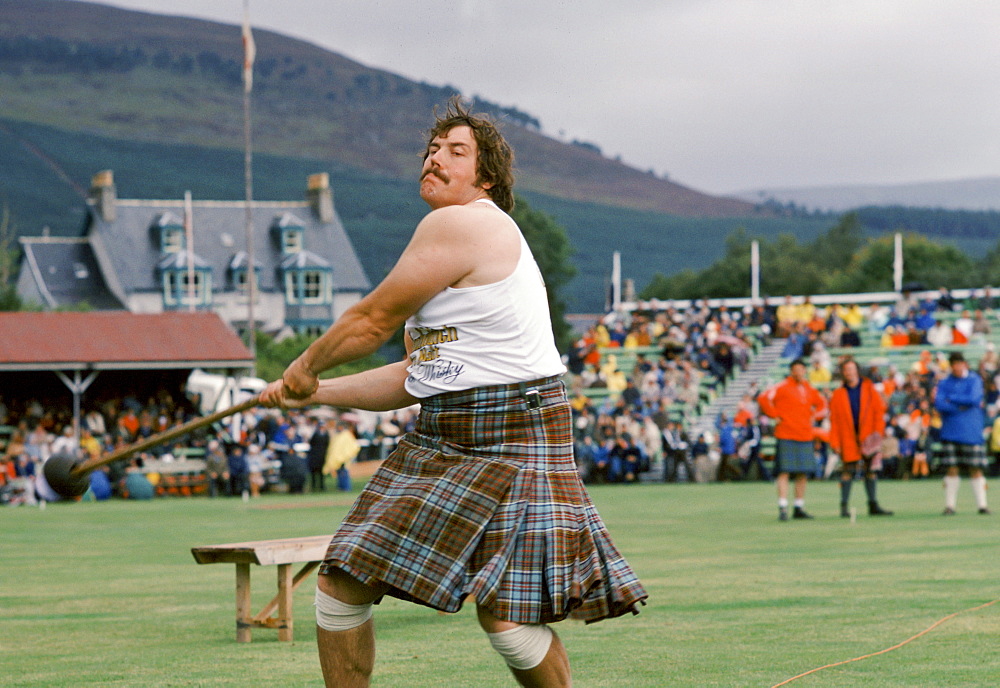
[419,201,513,237]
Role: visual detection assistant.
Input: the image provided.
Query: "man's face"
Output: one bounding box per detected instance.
[790,362,807,382]
[952,360,969,376]
[841,361,860,387]
[420,125,489,209]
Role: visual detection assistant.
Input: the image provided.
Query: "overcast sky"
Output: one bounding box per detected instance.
[92,0,1000,195]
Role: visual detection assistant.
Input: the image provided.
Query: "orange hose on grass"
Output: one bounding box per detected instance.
[770,597,999,687]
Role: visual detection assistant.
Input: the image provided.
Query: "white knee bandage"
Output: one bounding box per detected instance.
[314,588,373,632]
[486,624,554,670]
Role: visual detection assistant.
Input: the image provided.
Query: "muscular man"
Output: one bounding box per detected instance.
[827,358,893,518]
[758,359,827,521]
[261,99,647,687]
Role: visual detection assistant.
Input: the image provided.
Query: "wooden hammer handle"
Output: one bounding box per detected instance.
[71,396,261,476]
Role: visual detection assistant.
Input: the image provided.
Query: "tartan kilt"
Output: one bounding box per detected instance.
[319,376,648,624]
[775,439,816,475]
[934,440,989,469]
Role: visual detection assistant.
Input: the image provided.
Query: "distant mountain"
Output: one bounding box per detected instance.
[0,0,755,218]
[733,177,1000,213]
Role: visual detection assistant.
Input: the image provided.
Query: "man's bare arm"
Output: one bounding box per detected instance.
[281,205,488,397]
[262,360,418,412]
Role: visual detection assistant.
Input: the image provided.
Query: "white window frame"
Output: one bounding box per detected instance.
[161,227,184,253]
[281,229,303,254]
[163,270,211,306]
[284,269,329,305]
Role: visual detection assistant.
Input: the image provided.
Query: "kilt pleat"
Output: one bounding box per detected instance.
[319,377,647,624]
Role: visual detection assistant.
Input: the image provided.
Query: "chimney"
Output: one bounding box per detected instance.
[307,172,334,223]
[90,170,117,222]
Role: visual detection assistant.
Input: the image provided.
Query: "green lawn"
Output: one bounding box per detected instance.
[3,479,998,687]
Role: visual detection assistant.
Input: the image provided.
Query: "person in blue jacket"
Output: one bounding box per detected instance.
[934,351,990,515]
[715,412,741,481]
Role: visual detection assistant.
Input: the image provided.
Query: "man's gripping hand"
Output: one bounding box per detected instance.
[282,357,320,399]
[260,357,319,409]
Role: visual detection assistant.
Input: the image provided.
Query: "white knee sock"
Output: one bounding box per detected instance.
[970,475,988,509]
[943,475,960,510]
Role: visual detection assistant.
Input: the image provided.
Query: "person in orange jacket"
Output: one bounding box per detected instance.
[828,358,894,518]
[759,359,828,520]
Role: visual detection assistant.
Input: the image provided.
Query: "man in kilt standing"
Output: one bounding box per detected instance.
[827,358,894,518]
[261,98,647,687]
[758,358,827,521]
[935,351,991,516]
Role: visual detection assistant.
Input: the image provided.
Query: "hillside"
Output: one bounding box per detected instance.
[0,0,755,218]
[0,116,838,313]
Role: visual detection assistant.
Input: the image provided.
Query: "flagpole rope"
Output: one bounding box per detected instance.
[769,597,999,687]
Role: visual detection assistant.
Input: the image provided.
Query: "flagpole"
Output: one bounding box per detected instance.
[611,251,621,311]
[184,190,195,312]
[242,0,257,371]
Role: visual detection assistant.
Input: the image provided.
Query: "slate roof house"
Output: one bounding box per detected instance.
[17,171,371,336]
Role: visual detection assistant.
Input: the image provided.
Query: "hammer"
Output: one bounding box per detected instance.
[44,396,260,498]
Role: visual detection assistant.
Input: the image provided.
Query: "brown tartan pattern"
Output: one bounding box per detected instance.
[320,377,648,624]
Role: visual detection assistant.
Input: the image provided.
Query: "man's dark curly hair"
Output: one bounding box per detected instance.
[424,96,516,212]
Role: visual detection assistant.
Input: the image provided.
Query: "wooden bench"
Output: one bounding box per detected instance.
[191,535,331,642]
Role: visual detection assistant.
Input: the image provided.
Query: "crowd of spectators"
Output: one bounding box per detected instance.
[4,287,1000,504]
[564,287,1000,485]
[564,300,761,484]
[0,388,417,505]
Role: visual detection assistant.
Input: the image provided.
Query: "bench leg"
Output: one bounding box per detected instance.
[252,561,321,642]
[236,562,252,643]
[277,563,293,642]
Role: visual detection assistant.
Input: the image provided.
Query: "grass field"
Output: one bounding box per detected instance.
[3,479,998,687]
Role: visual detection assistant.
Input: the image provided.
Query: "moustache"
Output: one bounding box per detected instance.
[422,168,449,183]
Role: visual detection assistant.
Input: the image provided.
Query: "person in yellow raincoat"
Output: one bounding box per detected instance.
[325,419,360,491]
[990,414,1000,476]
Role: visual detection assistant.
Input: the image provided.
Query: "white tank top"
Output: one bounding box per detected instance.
[404,201,566,397]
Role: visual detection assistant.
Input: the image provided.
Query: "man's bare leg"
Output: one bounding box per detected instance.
[316,568,387,688]
[477,605,572,688]
[776,472,789,500]
[794,473,808,500]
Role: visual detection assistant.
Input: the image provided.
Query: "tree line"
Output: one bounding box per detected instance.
[855,206,1000,239]
[640,213,1000,301]
[0,35,544,133]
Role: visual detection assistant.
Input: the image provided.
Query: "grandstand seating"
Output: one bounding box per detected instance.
[578,306,1000,436]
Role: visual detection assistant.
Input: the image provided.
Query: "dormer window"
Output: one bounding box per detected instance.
[159,252,212,308]
[282,229,303,254]
[272,213,305,255]
[163,270,211,307]
[235,269,256,295]
[154,212,185,253]
[162,228,184,253]
[229,252,262,297]
[281,251,332,305]
[285,269,330,304]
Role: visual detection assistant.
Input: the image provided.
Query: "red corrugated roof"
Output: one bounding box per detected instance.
[0,312,254,370]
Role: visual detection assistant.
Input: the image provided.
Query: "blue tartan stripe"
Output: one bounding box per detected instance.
[320,377,647,624]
